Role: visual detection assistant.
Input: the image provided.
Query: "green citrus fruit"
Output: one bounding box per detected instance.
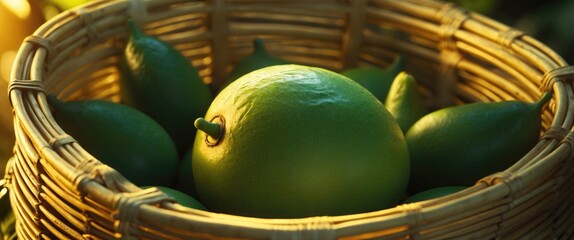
[219,38,290,92]
[340,54,406,103]
[406,92,552,193]
[142,186,207,210]
[120,19,213,155]
[403,186,467,203]
[47,95,179,187]
[384,72,428,133]
[192,64,409,218]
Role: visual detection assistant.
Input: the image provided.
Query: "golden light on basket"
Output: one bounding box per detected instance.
[1,0,31,19]
[0,0,45,165]
[0,0,43,82]
[1,0,28,82]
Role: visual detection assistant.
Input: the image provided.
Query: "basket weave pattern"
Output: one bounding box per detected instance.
[5,0,574,239]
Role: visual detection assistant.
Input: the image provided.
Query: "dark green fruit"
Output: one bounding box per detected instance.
[404,186,467,203]
[120,19,213,155]
[406,92,552,193]
[174,148,199,199]
[142,186,207,210]
[340,54,406,103]
[219,38,290,91]
[47,95,179,187]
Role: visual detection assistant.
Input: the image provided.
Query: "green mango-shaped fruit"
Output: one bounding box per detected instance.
[403,186,467,203]
[141,186,207,210]
[340,54,406,103]
[47,95,179,187]
[406,92,552,193]
[219,38,290,91]
[120,19,213,155]
[384,71,428,133]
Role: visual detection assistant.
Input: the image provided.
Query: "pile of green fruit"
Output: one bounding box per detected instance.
[46,20,551,219]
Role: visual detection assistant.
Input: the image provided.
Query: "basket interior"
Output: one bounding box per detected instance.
[41,0,559,114]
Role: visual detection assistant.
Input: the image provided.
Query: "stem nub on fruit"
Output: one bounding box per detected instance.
[535,91,553,110]
[194,116,225,146]
[127,19,143,39]
[253,38,267,55]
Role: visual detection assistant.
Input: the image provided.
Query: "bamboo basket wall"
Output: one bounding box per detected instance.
[4,0,574,239]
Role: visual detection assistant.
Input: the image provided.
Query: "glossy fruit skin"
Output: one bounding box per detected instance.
[384,72,428,133]
[120,20,213,155]
[219,38,290,92]
[405,95,549,193]
[193,65,410,218]
[48,95,179,187]
[340,55,406,103]
[403,186,467,203]
[142,186,207,210]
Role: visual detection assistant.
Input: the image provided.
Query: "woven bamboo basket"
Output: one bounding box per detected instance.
[4,0,574,239]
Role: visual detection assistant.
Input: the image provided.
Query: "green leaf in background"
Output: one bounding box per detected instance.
[1,179,17,240]
[0,211,16,240]
[46,0,90,11]
[451,0,501,15]
[450,0,573,63]
[517,0,574,64]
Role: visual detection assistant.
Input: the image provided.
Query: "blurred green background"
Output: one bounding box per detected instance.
[453,0,574,62]
[0,0,573,175]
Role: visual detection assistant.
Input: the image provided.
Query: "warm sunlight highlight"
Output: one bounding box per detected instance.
[1,51,16,83]
[1,0,31,19]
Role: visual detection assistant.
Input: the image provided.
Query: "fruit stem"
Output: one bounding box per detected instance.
[534,91,553,110]
[194,118,221,139]
[389,54,407,76]
[127,19,143,39]
[253,38,267,55]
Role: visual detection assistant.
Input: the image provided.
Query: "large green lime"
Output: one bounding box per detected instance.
[192,64,409,218]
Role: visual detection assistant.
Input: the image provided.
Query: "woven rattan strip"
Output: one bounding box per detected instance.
[7,80,44,102]
[496,28,524,50]
[541,65,574,92]
[436,3,468,107]
[72,8,100,46]
[48,134,76,149]
[113,188,173,239]
[341,0,368,69]
[23,35,53,58]
[3,0,574,239]
[542,125,571,141]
